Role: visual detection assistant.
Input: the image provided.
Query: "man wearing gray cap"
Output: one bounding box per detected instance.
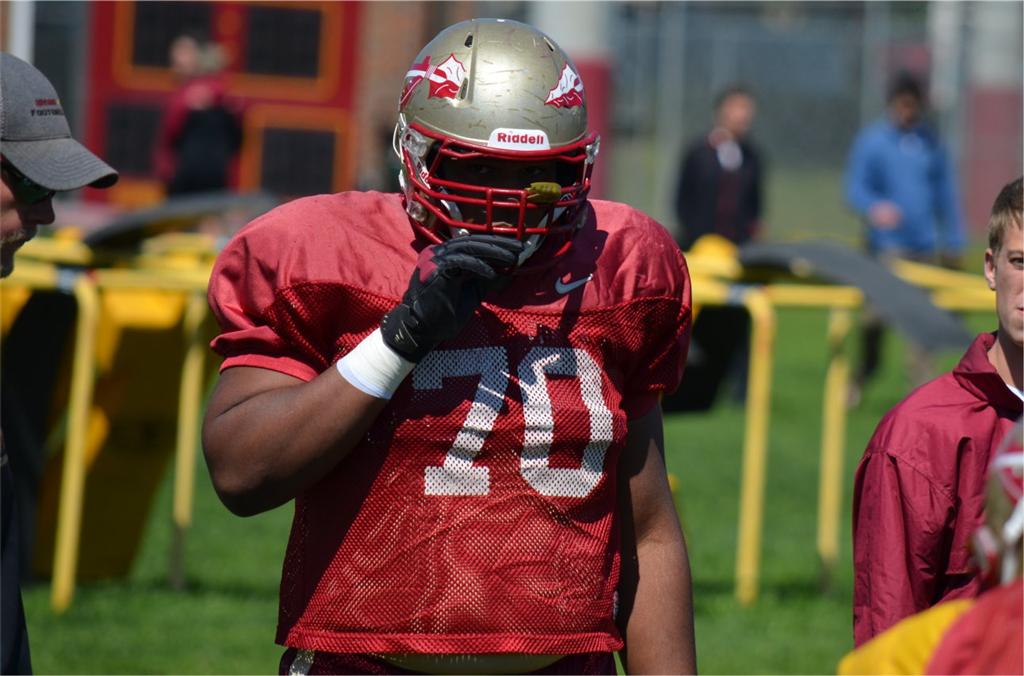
[1,52,118,276]
[1,51,118,674]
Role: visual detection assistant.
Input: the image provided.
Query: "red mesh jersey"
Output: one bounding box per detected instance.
[208,192,692,654]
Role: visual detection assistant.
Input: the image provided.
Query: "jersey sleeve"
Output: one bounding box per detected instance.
[207,213,322,382]
[619,226,692,420]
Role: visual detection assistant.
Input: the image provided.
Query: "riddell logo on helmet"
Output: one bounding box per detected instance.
[497,132,543,144]
[488,128,551,151]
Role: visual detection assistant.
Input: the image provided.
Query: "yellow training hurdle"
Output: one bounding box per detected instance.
[2,260,100,613]
[689,248,995,605]
[2,237,215,613]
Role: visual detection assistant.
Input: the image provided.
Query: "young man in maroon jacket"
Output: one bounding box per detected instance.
[852,176,1023,646]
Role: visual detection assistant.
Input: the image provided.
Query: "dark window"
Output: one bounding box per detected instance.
[33,2,88,136]
[244,6,321,77]
[260,128,336,196]
[105,103,164,175]
[131,2,212,68]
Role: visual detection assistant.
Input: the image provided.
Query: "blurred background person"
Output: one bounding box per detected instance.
[668,85,764,409]
[154,31,242,197]
[844,72,967,401]
[674,85,764,252]
[1,51,118,676]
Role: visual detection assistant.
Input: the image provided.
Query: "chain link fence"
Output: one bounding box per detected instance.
[605,1,1021,244]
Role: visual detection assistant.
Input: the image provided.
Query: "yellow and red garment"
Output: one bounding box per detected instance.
[839,579,1023,675]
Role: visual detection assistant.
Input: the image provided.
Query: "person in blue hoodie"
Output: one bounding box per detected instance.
[844,72,967,401]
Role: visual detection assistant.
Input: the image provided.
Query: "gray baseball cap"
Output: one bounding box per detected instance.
[1,52,117,190]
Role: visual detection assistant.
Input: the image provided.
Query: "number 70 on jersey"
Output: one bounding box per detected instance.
[413,346,615,499]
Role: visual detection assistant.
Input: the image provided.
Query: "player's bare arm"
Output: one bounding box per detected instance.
[202,365,388,516]
[617,404,697,674]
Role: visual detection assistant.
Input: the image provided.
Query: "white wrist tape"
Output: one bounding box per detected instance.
[336,328,416,399]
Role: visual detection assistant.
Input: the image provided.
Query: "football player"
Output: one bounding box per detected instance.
[203,19,696,675]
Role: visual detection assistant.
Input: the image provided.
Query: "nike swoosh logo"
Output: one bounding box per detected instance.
[555,274,592,295]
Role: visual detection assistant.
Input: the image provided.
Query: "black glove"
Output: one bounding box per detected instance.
[381,234,525,362]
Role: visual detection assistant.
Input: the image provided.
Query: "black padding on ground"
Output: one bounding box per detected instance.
[740,240,972,351]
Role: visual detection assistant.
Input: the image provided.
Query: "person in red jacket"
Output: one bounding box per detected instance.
[852,176,1023,646]
[839,417,1023,674]
[153,32,241,196]
[926,415,1023,675]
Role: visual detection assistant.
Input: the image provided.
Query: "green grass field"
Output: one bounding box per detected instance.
[21,306,993,674]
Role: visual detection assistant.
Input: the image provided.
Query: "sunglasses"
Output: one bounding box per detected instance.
[1,160,56,205]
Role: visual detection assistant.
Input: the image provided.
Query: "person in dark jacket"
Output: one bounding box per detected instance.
[668,86,763,410]
[1,52,118,675]
[674,85,764,251]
